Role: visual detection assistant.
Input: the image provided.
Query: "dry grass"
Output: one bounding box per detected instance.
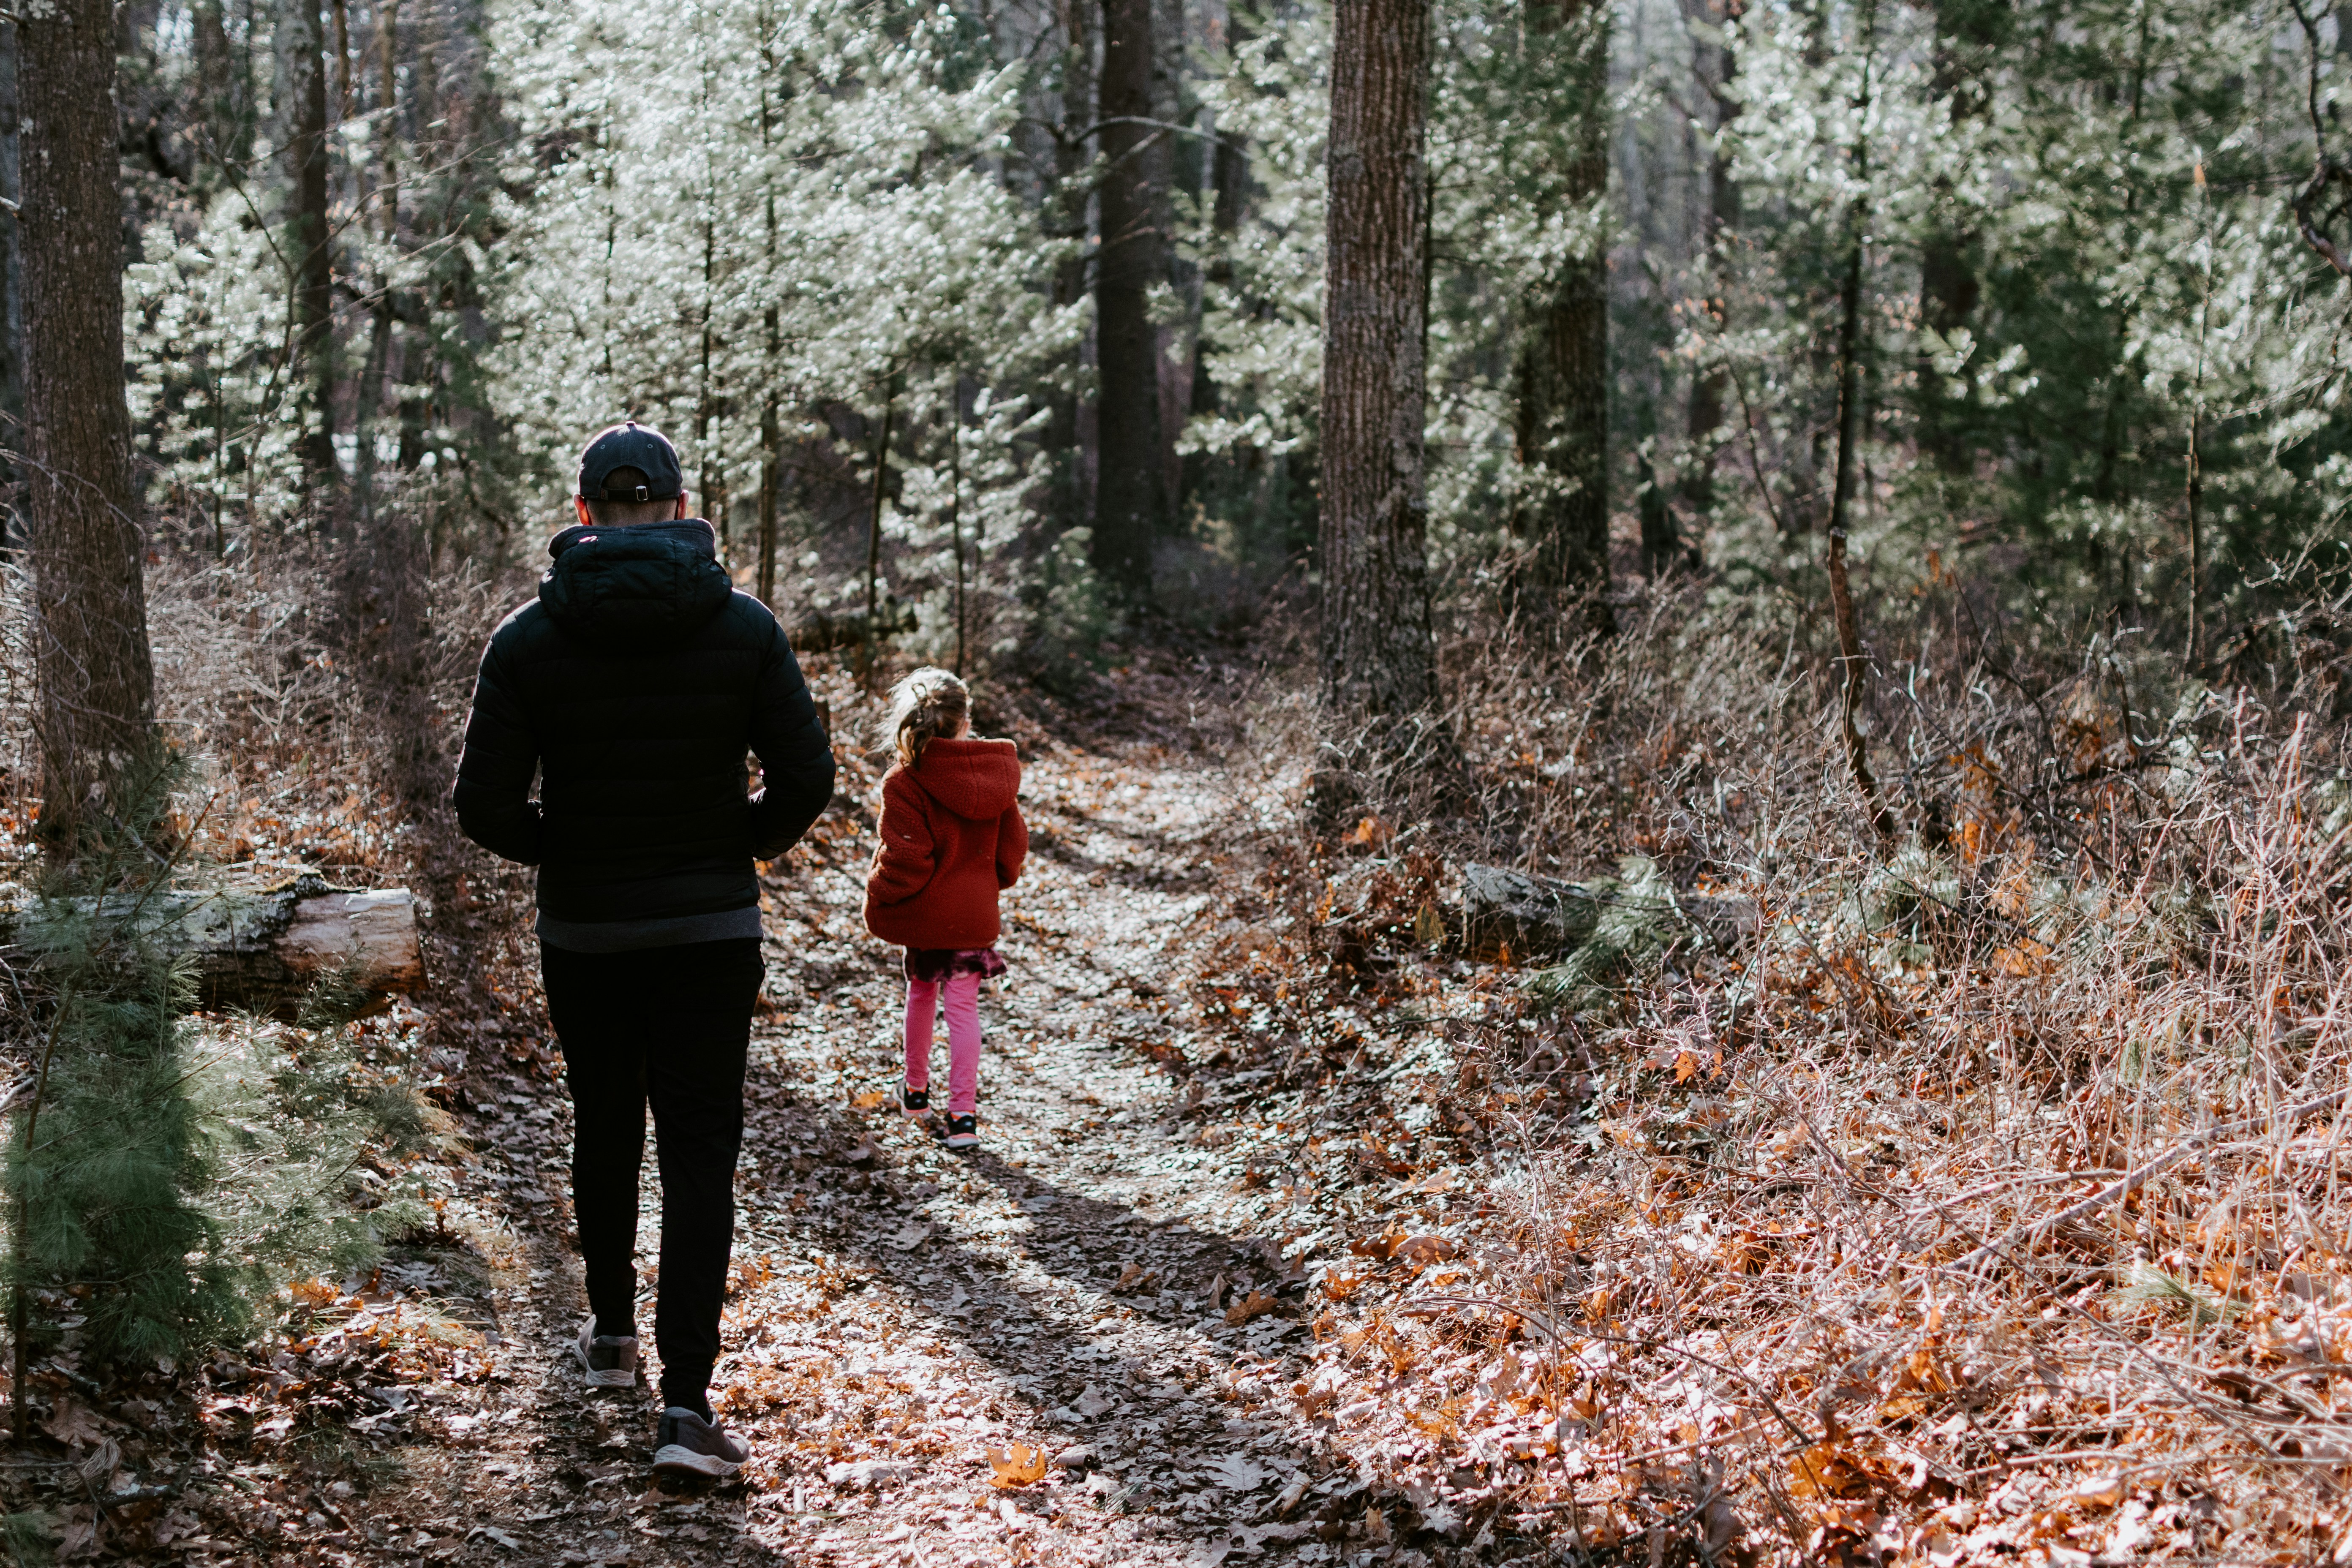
[1192,578,2352,1562]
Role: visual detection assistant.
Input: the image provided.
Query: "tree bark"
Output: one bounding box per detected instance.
[5,879,422,1018]
[1047,0,1095,533]
[1514,0,1612,627]
[1824,8,1892,843]
[20,0,158,841]
[283,0,339,508]
[1179,63,1249,519]
[1676,0,1740,570]
[1319,0,1444,779]
[1093,0,1166,593]
[0,16,21,507]
[862,381,896,682]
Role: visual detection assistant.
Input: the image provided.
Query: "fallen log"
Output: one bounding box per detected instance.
[1459,862,1759,962]
[3,873,422,1016]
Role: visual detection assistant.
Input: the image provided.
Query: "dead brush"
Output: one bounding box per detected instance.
[1179,574,2352,1561]
[1430,588,2352,1564]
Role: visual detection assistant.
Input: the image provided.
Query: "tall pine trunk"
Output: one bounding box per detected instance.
[1048,0,1095,532]
[1093,0,1165,593]
[21,0,157,840]
[284,0,338,509]
[1824,3,1892,842]
[1677,0,1740,571]
[1514,0,1612,627]
[1319,0,1444,789]
[0,16,21,506]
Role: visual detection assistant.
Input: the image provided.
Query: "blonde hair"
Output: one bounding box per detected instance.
[881,667,971,768]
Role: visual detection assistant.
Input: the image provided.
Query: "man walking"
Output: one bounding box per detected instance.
[453,422,833,1477]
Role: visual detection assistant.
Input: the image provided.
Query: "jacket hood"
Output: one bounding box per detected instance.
[906,737,1020,820]
[539,519,733,650]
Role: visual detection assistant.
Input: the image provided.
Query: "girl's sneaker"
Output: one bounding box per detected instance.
[941,1113,979,1151]
[896,1081,931,1118]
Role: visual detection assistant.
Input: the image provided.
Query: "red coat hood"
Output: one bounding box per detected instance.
[904,737,1020,820]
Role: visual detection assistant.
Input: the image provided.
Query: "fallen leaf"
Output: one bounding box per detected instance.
[826,1459,914,1488]
[987,1442,1048,1488]
[54,1504,98,1562]
[41,1397,107,1447]
[1225,1290,1282,1327]
[1204,1452,1271,1491]
[1322,1270,1368,1301]
[1394,1235,1459,1266]
[1350,1230,1405,1260]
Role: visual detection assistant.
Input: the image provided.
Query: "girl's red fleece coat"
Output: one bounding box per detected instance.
[864,737,1027,949]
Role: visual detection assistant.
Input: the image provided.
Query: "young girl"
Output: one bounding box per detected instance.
[864,668,1026,1150]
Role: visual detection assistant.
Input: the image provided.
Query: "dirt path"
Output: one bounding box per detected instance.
[363,720,1377,1568]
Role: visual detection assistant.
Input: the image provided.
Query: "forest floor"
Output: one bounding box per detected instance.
[33,598,2335,1567]
[82,652,1541,1568]
[362,690,1355,1568]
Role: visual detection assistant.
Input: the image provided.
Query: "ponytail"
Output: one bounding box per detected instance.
[880,667,971,769]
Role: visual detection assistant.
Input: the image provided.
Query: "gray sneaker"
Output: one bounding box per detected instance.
[653,1407,749,1479]
[572,1318,638,1390]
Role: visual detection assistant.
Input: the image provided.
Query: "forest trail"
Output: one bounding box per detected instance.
[380,719,1356,1567]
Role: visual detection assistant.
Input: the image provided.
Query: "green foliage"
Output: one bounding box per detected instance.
[194,1004,436,1306]
[487,0,1077,641]
[6,760,436,1369]
[1024,527,1114,691]
[1523,855,1685,1015]
[0,1511,56,1568]
[1699,0,2352,642]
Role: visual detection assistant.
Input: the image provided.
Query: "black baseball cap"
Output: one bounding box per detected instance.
[577,421,683,502]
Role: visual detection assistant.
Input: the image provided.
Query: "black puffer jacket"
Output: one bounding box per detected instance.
[451,519,834,924]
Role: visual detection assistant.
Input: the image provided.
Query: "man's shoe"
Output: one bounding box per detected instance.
[573,1318,637,1390]
[896,1081,931,1118]
[653,1407,749,1479]
[941,1112,979,1152]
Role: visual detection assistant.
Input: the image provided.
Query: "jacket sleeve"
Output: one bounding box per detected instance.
[450,635,544,866]
[865,771,937,909]
[745,617,836,860]
[996,801,1027,890]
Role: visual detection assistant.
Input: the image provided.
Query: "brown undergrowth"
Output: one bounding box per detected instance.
[1176,580,2352,1564]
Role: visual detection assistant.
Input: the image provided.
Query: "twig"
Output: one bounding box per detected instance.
[1953,1089,2350,1271]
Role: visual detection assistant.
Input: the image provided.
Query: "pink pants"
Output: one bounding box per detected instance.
[904,972,983,1115]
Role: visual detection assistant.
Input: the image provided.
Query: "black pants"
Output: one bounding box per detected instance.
[540,938,762,1413]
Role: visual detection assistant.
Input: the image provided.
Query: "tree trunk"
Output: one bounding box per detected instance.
[375,0,398,239]
[863,382,896,682]
[283,0,339,509]
[1514,0,1612,627]
[1319,0,1445,784]
[1048,0,1095,533]
[1179,79,1249,519]
[0,17,21,509]
[1093,0,1165,593]
[1676,0,1740,570]
[1824,7,1892,843]
[20,0,158,842]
